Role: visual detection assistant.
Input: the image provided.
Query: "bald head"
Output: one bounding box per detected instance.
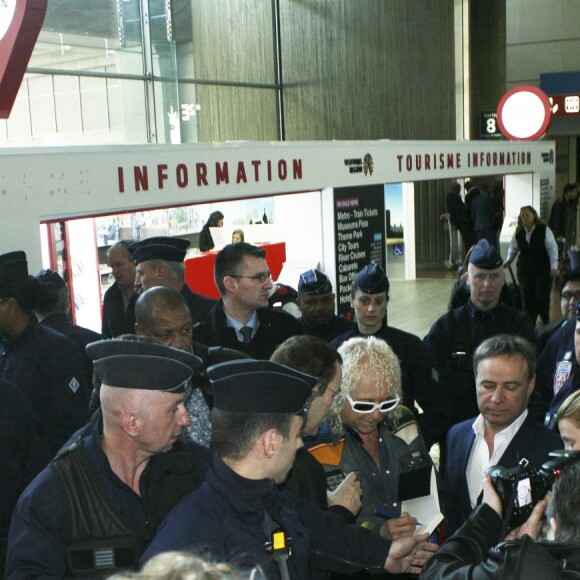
[100,383,191,455]
[135,286,193,351]
[135,286,189,326]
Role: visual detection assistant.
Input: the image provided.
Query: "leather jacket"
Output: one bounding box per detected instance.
[421,503,580,579]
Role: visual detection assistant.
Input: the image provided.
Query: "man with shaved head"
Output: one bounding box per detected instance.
[5,338,211,578]
[134,286,248,447]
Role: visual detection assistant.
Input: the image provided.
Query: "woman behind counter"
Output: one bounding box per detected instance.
[504,205,558,325]
[199,211,224,251]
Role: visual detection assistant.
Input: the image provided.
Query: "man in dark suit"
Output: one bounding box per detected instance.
[445,334,561,535]
[192,242,302,359]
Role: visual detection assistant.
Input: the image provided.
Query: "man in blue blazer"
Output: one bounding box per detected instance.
[445,334,561,535]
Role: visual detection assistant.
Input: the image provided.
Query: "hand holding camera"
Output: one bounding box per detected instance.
[484,449,580,532]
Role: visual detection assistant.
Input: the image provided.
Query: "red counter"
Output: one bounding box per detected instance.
[184,242,287,299]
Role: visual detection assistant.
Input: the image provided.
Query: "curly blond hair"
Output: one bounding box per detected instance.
[332,336,402,431]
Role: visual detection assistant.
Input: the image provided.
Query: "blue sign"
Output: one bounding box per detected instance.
[392,244,404,257]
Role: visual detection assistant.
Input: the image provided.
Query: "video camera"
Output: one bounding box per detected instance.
[487,449,580,528]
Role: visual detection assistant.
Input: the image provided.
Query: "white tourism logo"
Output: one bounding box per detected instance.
[0,0,17,41]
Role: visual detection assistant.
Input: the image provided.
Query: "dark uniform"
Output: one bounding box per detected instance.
[141,455,391,579]
[531,318,576,426]
[0,318,91,453]
[41,312,103,389]
[101,281,137,337]
[424,300,536,429]
[5,418,211,579]
[300,315,352,343]
[181,283,216,324]
[333,324,446,450]
[143,359,398,579]
[0,380,51,575]
[192,301,302,360]
[129,236,216,325]
[5,338,212,579]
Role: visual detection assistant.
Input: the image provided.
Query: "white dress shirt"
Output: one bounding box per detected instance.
[466,409,528,507]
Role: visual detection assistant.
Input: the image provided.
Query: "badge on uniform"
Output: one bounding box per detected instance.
[68,377,80,394]
[553,360,572,395]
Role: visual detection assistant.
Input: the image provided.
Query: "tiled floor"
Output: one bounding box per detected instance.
[389,277,455,339]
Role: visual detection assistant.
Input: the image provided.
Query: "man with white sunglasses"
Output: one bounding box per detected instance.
[309,336,440,541]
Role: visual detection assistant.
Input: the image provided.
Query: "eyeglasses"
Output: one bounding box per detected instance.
[561,291,580,301]
[229,272,272,283]
[346,394,400,414]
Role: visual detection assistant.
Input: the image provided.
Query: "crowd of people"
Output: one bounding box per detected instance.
[2,219,580,578]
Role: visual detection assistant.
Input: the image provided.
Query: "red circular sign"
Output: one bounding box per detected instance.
[497,86,552,141]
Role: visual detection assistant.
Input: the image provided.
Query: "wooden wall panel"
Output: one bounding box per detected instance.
[414,179,450,268]
[469,0,506,139]
[279,0,456,141]
[189,0,279,141]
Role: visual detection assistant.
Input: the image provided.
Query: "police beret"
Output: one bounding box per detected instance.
[207,359,317,414]
[35,269,67,289]
[469,239,503,270]
[86,338,202,393]
[130,236,190,265]
[298,269,332,295]
[0,251,28,286]
[352,262,389,294]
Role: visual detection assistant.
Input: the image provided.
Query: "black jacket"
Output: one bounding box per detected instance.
[424,301,536,428]
[421,503,580,580]
[41,312,103,390]
[181,284,216,325]
[299,315,352,343]
[192,300,302,360]
[0,318,92,453]
[101,282,137,338]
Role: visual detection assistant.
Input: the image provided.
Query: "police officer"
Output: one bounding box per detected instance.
[5,338,211,578]
[35,268,103,389]
[424,240,536,466]
[0,251,91,453]
[333,262,445,450]
[296,268,352,342]
[141,359,437,579]
[130,236,216,324]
